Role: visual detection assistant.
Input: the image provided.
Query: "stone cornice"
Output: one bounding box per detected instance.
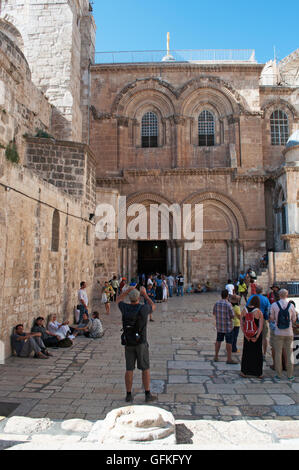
[91,63,264,73]
[270,165,299,179]
[260,86,295,93]
[281,234,299,240]
[96,167,276,183]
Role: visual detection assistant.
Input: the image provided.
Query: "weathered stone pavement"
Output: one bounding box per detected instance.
[0,293,298,425]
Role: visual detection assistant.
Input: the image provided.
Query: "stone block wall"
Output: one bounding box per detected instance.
[25,137,96,211]
[0,151,95,358]
[0,29,52,160]
[1,0,96,142]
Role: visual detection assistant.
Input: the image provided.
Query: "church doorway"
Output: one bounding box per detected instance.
[137,241,167,275]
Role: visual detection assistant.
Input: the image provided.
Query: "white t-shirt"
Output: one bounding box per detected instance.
[225,284,235,296]
[78,288,88,307]
[270,299,297,336]
[147,278,153,288]
[167,276,174,287]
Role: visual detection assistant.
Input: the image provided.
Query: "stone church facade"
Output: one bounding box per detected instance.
[90,58,299,288]
[0,0,298,357]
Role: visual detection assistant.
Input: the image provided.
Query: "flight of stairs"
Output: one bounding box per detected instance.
[255,267,270,293]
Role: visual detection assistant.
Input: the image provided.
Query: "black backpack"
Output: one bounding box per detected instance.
[277,301,291,330]
[121,305,142,346]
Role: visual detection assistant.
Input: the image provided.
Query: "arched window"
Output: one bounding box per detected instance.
[270,110,289,145]
[141,112,158,148]
[198,110,215,146]
[51,209,60,252]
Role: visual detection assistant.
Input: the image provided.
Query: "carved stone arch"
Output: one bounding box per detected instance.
[125,191,178,241]
[0,17,24,52]
[261,98,298,119]
[181,190,247,238]
[122,89,176,148]
[111,78,177,115]
[177,76,250,115]
[127,191,174,207]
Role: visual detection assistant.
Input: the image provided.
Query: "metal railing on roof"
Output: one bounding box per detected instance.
[94,49,256,65]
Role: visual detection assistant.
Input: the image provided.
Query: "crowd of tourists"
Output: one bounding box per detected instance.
[11,266,298,389]
[100,272,186,306]
[214,267,299,381]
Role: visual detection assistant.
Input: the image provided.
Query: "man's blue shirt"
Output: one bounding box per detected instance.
[247,294,270,320]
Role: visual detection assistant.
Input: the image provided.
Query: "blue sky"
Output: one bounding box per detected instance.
[91,0,298,64]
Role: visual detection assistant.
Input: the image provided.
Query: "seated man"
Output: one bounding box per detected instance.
[31,317,61,348]
[72,313,90,337]
[12,324,51,359]
[194,282,203,293]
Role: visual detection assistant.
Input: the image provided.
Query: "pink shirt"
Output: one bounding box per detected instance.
[270,299,297,336]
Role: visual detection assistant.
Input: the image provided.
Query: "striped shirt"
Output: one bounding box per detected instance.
[213,299,234,333]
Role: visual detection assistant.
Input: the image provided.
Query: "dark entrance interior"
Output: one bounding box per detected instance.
[138,241,167,275]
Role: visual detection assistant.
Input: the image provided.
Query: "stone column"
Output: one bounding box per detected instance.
[177,245,182,273]
[268,251,275,285]
[171,245,177,274]
[122,245,127,278]
[167,244,172,274]
[127,245,132,281]
[187,250,191,283]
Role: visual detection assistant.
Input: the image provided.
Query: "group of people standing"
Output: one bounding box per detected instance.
[99,272,185,307]
[214,278,298,380]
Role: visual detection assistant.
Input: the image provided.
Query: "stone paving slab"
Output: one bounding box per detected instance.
[0,292,298,427]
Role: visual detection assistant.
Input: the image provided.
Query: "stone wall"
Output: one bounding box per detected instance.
[0,29,52,161]
[0,151,95,358]
[1,0,96,142]
[25,137,96,211]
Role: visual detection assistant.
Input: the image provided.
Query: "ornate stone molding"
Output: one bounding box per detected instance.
[261,98,298,119]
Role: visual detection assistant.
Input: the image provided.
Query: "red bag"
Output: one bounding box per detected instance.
[244,309,258,338]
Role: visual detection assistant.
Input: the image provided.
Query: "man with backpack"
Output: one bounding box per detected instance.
[270,289,297,381]
[117,285,157,403]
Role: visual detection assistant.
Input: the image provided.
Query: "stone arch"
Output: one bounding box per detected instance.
[181,190,247,239]
[261,98,298,120]
[111,78,177,116]
[177,76,250,115]
[125,191,179,241]
[0,18,24,52]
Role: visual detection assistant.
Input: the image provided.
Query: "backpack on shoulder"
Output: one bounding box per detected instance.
[276,301,291,330]
[121,305,142,347]
[244,308,258,338]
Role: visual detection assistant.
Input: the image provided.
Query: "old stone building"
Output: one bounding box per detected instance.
[0,1,298,358]
[90,50,299,288]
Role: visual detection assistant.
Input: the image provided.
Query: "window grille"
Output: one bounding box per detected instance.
[198,110,215,146]
[270,110,289,145]
[141,112,158,148]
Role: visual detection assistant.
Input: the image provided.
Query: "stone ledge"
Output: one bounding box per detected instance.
[2,414,299,450]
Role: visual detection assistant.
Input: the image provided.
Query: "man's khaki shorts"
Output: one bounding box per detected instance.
[125,342,150,371]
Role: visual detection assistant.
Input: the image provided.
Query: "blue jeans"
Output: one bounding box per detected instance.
[168,286,173,297]
[177,286,184,296]
[78,304,88,324]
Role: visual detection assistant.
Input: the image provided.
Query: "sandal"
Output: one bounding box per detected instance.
[239,372,247,378]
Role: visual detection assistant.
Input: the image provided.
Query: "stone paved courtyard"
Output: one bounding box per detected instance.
[0,293,298,423]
